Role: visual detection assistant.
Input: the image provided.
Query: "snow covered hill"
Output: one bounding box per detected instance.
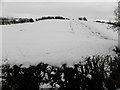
[2,19,117,66]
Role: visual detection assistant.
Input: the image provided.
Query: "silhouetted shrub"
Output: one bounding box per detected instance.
[29,18,34,22]
[113,46,120,55]
[83,17,87,21]
[1,55,120,90]
[78,17,82,20]
[78,17,87,21]
[96,20,101,23]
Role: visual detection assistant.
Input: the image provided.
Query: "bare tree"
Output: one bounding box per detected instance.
[115,1,120,49]
[117,1,120,49]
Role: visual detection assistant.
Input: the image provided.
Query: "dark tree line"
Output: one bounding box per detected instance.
[0,17,34,25]
[95,20,120,27]
[36,16,69,21]
[1,54,120,90]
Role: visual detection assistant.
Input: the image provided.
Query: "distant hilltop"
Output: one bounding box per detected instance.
[0,16,118,26]
[35,16,70,21]
[0,16,69,25]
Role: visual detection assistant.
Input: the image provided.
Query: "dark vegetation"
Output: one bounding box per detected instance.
[95,20,120,32]
[0,16,69,25]
[113,46,120,56]
[1,53,120,90]
[0,17,34,25]
[36,16,69,21]
[78,17,87,21]
[95,20,120,27]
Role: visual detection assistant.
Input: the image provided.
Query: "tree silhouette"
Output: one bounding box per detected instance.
[2,55,120,90]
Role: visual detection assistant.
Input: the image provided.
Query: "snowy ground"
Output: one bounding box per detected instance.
[2,19,117,66]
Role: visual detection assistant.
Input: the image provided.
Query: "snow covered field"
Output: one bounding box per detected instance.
[2,19,117,66]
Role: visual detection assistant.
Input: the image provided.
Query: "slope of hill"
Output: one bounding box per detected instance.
[2,19,117,66]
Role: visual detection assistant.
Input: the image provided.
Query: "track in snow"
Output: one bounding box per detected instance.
[2,19,117,66]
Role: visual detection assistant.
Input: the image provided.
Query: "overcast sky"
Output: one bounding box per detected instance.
[1,0,118,2]
[1,2,118,20]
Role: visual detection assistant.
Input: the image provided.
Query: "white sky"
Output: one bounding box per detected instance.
[1,2,118,20]
[1,0,119,2]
